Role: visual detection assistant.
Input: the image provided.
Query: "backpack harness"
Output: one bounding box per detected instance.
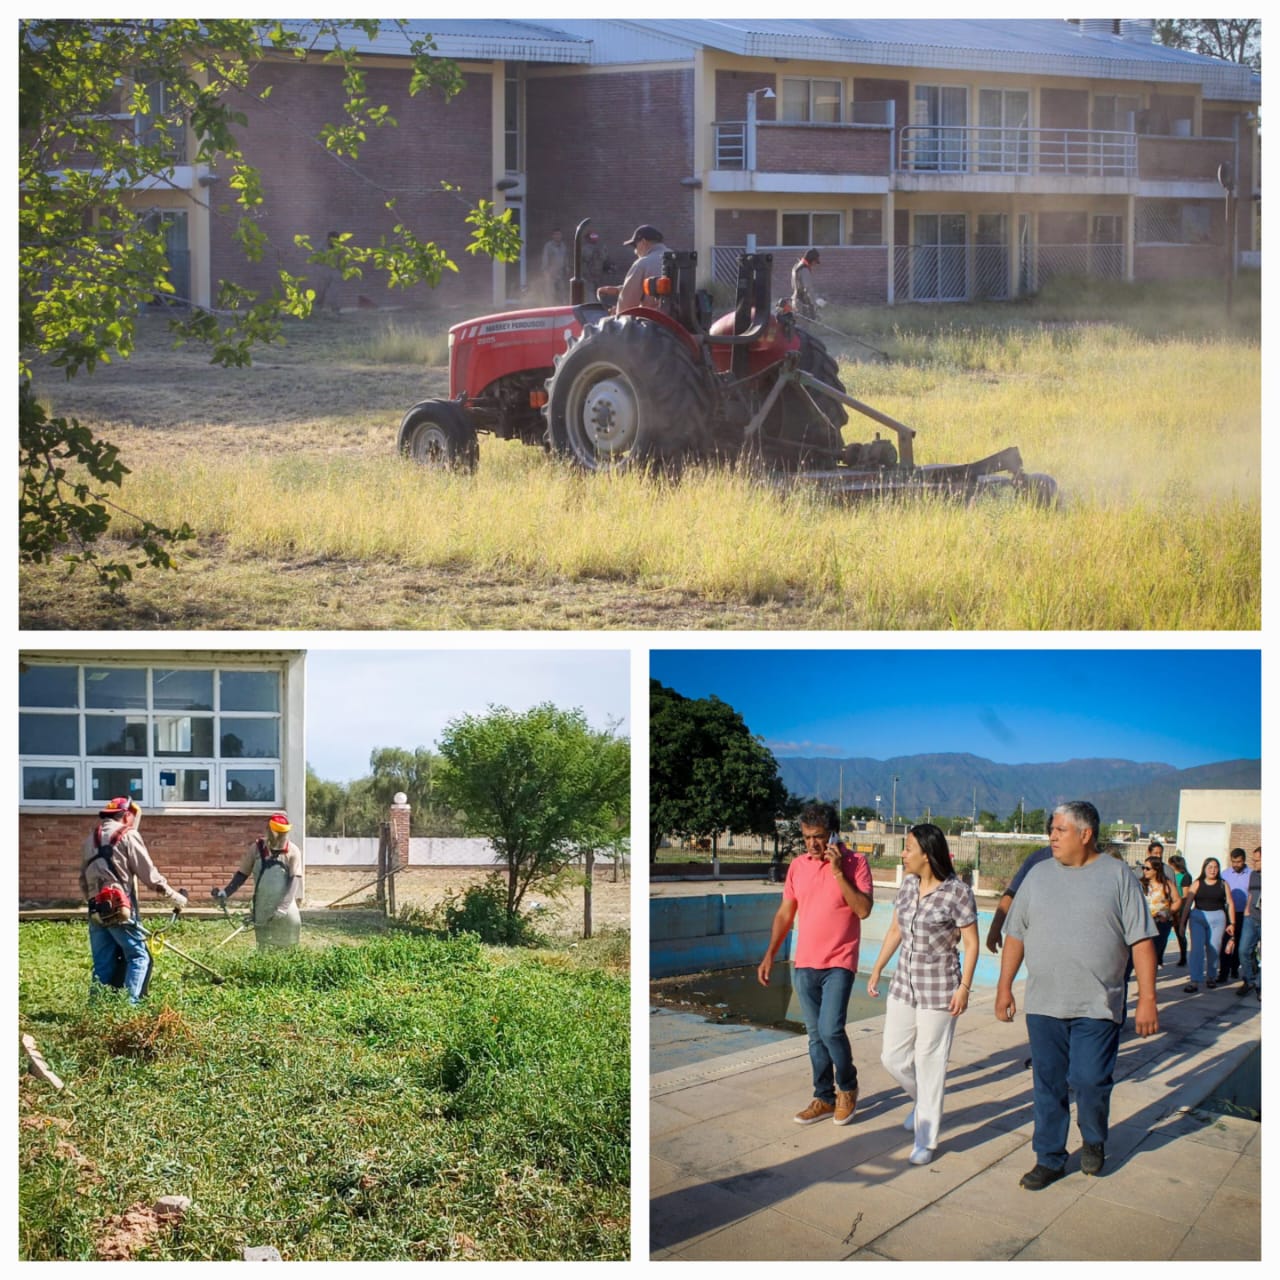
[251,838,295,920]
[85,825,137,926]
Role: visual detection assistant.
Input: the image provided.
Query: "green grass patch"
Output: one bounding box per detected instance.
[18,920,629,1261]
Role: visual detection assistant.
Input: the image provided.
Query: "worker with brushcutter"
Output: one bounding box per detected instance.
[81,798,187,1002]
[212,812,303,949]
[790,248,821,319]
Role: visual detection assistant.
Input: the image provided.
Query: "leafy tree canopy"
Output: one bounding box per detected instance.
[434,704,629,918]
[19,19,520,585]
[1155,18,1261,70]
[650,679,788,854]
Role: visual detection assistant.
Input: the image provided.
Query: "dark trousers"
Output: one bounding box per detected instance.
[793,965,858,1102]
[1025,1014,1122,1171]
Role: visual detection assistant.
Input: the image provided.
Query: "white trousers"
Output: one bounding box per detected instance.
[881,996,958,1150]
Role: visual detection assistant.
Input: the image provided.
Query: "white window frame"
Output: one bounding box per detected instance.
[19,662,284,811]
[781,77,844,125]
[780,210,843,247]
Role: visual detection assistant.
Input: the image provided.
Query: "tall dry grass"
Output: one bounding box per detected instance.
[33,296,1260,630]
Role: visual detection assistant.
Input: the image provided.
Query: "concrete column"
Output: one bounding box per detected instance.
[884,190,895,305]
[1124,194,1136,282]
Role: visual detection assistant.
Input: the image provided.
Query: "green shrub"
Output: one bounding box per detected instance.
[429,876,545,947]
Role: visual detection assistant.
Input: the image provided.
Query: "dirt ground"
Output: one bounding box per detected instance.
[303,864,632,936]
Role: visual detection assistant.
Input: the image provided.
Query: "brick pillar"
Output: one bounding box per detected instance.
[390,794,411,868]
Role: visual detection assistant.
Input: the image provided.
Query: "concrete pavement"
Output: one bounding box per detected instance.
[650,969,1261,1260]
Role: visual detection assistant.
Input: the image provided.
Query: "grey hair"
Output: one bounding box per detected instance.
[1053,800,1101,844]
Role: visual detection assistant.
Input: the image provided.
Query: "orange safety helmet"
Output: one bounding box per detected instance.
[99,797,141,823]
[267,812,292,834]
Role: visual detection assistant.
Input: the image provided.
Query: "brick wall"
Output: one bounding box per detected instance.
[20,813,268,905]
[525,69,696,265]
[1134,244,1224,280]
[1147,92,1196,135]
[805,247,889,305]
[755,124,890,176]
[715,208,776,245]
[1040,211,1088,243]
[1041,88,1089,130]
[1138,136,1232,182]
[1229,823,1262,854]
[715,69,776,122]
[208,61,496,311]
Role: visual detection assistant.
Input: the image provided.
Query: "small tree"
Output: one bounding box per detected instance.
[435,704,629,923]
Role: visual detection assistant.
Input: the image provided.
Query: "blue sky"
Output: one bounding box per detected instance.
[306,649,631,781]
[650,649,1260,767]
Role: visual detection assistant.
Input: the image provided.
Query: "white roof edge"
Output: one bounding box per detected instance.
[630,21,1256,97]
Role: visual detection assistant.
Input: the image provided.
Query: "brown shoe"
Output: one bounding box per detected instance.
[834,1088,859,1126]
[794,1098,836,1125]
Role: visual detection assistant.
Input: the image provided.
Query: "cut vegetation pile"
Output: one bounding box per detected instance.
[19,279,1260,630]
[18,921,629,1261]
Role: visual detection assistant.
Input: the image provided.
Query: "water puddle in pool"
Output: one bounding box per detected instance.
[650,962,887,1033]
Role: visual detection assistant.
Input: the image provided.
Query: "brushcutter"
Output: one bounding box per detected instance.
[797,310,892,362]
[138,895,227,985]
[213,892,254,949]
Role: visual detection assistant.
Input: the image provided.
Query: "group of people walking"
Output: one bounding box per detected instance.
[759,801,1261,1188]
[81,798,304,1002]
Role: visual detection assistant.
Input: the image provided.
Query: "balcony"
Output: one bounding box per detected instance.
[899,124,1137,179]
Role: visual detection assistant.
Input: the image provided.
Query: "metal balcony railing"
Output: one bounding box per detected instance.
[899,125,1137,178]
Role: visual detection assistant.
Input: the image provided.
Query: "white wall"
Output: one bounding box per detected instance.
[306,837,622,868]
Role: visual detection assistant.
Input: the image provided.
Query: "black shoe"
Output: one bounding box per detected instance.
[1080,1142,1105,1176]
[1237,982,1253,998]
[1183,983,1199,993]
[1177,959,1187,967]
[1020,1164,1066,1191]
[1207,980,1218,989]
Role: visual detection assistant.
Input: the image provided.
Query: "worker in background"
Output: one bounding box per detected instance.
[581,230,611,297]
[81,798,187,1001]
[791,248,821,318]
[541,228,568,303]
[213,812,303,949]
[600,224,667,312]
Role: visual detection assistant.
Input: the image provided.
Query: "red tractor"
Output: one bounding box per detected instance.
[398,221,1056,502]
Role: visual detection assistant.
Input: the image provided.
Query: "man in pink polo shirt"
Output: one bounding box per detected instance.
[758,802,875,1125]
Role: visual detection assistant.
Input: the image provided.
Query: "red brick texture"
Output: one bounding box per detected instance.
[1139,136,1233,183]
[20,814,269,905]
[1041,88,1089,131]
[715,70,776,122]
[1229,824,1262,853]
[207,61,496,311]
[389,802,411,867]
[1135,244,1224,280]
[715,208,777,245]
[755,124,890,176]
[524,69,696,266]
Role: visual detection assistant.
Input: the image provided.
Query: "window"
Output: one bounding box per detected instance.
[504,70,524,172]
[978,89,1029,173]
[1137,200,1217,245]
[18,662,285,808]
[781,211,842,247]
[850,209,883,246]
[1092,94,1139,133]
[781,78,843,124]
[911,85,968,171]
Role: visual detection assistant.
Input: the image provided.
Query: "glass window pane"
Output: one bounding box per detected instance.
[813,81,841,124]
[153,715,215,757]
[23,765,77,802]
[157,767,211,803]
[86,714,148,757]
[19,713,79,755]
[220,718,279,759]
[220,671,279,713]
[153,668,213,711]
[812,213,842,246]
[84,667,147,710]
[781,79,809,122]
[19,665,78,708]
[226,769,277,803]
[90,766,144,804]
[781,213,809,245]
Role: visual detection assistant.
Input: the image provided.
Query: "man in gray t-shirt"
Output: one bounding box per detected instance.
[996,801,1158,1191]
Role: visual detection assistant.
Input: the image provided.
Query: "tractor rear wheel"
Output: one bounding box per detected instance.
[397,400,479,472]
[763,330,848,469]
[545,317,712,471]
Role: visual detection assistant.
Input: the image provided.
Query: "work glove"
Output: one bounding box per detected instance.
[172,893,189,911]
[211,887,227,902]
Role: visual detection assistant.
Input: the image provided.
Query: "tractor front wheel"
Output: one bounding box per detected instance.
[545,317,712,472]
[397,400,479,472]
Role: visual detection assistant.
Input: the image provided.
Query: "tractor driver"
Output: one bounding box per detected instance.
[81,798,188,1002]
[598,224,667,313]
[212,811,304,949]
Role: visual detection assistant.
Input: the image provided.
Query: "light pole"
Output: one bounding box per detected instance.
[891,775,899,834]
[745,86,776,172]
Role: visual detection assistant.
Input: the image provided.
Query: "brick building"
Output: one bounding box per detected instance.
[18,650,306,906]
[105,18,1259,312]
[1176,788,1262,878]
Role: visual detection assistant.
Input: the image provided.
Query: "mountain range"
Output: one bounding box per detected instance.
[774,753,1260,832]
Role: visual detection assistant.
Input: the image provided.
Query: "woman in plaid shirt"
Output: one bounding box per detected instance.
[868,823,979,1166]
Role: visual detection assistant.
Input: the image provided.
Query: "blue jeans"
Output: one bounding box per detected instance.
[1025,1014,1121,1171]
[792,965,858,1102]
[89,921,152,1003]
[1238,915,1261,988]
[1189,908,1226,985]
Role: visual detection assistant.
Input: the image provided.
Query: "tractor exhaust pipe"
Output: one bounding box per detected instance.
[569,217,592,306]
